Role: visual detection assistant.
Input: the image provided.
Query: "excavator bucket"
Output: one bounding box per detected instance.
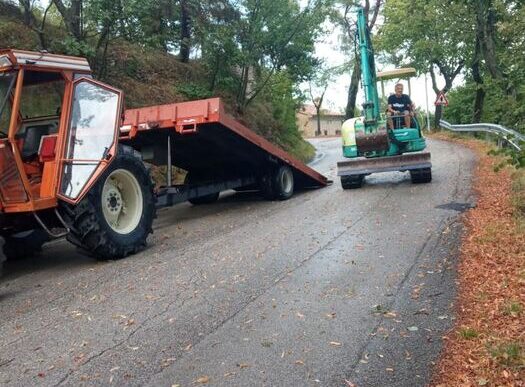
[337,152,431,177]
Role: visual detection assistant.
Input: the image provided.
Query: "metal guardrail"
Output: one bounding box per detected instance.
[440,120,524,151]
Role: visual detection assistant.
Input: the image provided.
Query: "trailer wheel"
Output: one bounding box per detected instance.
[4,230,49,260]
[261,165,294,200]
[341,175,365,189]
[410,168,432,184]
[185,173,220,205]
[62,145,156,260]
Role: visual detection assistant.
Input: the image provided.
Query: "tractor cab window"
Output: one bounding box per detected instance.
[0,71,16,137]
[17,71,65,161]
[60,79,120,200]
[19,71,65,121]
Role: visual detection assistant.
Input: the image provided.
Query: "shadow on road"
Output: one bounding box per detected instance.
[1,241,96,282]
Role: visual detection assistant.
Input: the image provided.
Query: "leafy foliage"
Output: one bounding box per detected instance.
[377,0,524,166]
[0,0,331,162]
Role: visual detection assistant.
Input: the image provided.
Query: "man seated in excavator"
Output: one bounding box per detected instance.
[386,83,415,129]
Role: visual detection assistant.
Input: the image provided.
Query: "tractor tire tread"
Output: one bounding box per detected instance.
[61,145,156,260]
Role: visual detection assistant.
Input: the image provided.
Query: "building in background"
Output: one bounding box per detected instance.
[297,105,345,138]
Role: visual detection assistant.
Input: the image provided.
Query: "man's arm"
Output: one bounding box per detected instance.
[405,95,415,113]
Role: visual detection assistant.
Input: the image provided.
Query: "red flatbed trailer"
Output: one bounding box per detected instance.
[120,98,328,207]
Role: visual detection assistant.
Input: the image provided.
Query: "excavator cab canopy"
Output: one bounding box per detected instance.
[377,67,417,100]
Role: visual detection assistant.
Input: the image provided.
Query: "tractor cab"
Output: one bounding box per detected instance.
[0,49,122,223]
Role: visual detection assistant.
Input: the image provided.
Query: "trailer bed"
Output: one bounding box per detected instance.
[120,98,327,189]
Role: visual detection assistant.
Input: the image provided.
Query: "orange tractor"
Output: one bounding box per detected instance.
[0,49,327,275]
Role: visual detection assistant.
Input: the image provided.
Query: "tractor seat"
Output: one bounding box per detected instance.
[18,120,59,160]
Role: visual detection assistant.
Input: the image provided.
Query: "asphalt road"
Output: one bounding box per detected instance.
[0,138,476,387]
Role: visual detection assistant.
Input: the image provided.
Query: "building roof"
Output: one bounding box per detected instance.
[299,104,344,118]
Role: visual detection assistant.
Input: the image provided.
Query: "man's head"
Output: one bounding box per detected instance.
[395,83,404,97]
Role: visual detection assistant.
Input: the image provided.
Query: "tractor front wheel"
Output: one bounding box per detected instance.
[61,145,156,260]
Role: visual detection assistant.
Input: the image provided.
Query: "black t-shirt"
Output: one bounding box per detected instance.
[388,94,412,112]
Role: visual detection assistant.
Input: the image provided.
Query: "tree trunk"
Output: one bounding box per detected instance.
[434,104,443,129]
[316,109,322,136]
[471,37,485,123]
[476,0,515,97]
[70,0,83,40]
[52,0,83,41]
[179,0,191,63]
[20,0,33,26]
[345,60,361,119]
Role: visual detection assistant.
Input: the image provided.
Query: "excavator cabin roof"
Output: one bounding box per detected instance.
[377,67,417,81]
[0,49,91,73]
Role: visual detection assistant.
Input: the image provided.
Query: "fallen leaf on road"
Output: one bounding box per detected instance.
[330,341,342,347]
[295,360,305,365]
[195,376,209,384]
[237,363,250,369]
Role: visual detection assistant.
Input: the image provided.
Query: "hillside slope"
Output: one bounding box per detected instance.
[0,2,314,162]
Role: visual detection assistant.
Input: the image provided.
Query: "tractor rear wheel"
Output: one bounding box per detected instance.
[260,165,294,200]
[341,175,365,189]
[410,168,432,184]
[61,145,156,260]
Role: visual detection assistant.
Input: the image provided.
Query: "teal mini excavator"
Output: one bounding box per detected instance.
[337,7,432,189]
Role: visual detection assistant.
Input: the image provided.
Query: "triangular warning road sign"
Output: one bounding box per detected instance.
[435,91,449,106]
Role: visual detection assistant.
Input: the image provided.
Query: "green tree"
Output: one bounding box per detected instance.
[232,0,331,112]
[377,0,473,127]
[334,0,382,120]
